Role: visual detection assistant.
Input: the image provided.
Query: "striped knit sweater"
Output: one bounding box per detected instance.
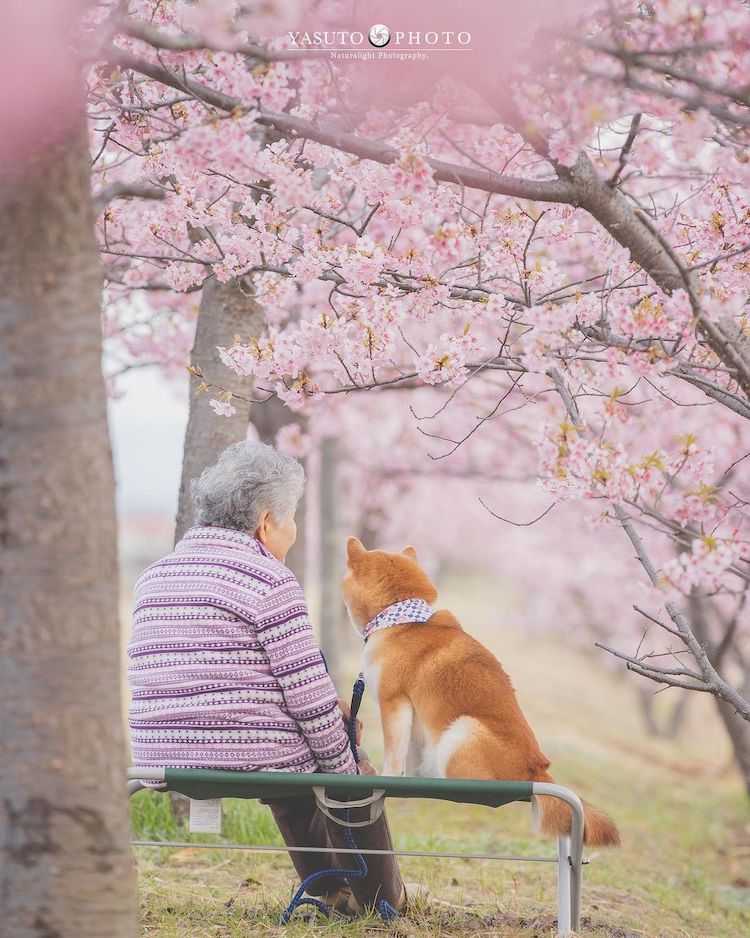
[127,525,357,779]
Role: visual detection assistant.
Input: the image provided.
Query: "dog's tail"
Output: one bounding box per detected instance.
[532,773,620,848]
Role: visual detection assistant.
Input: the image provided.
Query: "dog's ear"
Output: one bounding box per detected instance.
[402,545,418,562]
[346,536,366,567]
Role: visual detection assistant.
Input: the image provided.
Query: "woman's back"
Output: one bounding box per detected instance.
[127,525,356,777]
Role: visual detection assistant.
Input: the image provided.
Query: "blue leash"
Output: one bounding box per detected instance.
[279,674,400,924]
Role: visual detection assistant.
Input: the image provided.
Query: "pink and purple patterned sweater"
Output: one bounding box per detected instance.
[127,525,357,777]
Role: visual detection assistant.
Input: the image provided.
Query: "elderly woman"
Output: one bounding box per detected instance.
[127,440,406,916]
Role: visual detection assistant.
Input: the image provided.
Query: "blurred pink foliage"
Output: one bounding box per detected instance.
[0,0,95,166]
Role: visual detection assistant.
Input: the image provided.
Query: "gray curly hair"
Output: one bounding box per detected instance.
[191,440,305,532]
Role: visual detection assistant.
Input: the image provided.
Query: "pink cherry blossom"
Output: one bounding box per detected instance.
[209,398,237,417]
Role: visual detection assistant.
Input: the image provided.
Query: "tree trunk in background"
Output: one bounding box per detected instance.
[174,276,263,542]
[356,502,384,552]
[637,685,689,740]
[250,398,307,586]
[319,437,346,688]
[171,276,262,819]
[714,695,750,794]
[689,595,750,794]
[0,125,137,935]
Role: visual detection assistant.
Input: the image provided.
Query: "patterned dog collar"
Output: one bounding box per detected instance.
[362,598,436,642]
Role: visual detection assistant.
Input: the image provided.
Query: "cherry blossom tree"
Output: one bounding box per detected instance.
[88,2,750,785]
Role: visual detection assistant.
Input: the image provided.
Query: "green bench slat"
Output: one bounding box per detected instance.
[163,768,533,807]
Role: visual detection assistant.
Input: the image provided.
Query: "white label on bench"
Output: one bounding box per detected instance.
[189,798,222,834]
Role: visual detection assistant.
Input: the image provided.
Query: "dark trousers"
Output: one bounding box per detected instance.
[264,791,404,910]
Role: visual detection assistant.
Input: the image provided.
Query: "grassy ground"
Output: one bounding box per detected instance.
[127,572,750,936]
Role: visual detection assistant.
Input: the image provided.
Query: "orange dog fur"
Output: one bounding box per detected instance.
[341,537,620,848]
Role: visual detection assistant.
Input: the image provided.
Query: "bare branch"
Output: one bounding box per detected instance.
[546,367,582,428]
[689,243,750,271]
[608,112,642,187]
[612,502,750,720]
[669,366,750,421]
[479,498,556,526]
[594,643,710,692]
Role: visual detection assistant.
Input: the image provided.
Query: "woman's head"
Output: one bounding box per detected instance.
[191,441,304,561]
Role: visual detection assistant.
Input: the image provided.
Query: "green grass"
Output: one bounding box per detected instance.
[131,789,182,842]
[127,573,750,936]
[131,789,282,846]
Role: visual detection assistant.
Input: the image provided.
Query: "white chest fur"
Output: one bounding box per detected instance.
[360,640,381,708]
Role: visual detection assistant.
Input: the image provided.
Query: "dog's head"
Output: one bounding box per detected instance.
[341,537,438,635]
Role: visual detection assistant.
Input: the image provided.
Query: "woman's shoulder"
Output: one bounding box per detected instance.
[177,526,287,573]
[160,526,299,601]
[260,554,299,588]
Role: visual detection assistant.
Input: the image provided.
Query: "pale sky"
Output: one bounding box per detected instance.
[108,367,188,517]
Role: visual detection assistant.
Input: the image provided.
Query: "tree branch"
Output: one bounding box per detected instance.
[612,502,750,720]
[608,112,642,187]
[669,366,750,421]
[547,367,750,720]
[120,17,314,61]
[93,180,166,214]
[109,50,578,204]
[566,153,750,399]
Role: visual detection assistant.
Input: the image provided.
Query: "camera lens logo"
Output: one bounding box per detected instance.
[368,24,391,47]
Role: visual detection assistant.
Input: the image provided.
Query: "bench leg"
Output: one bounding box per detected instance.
[556,835,572,936]
[532,783,584,936]
[568,801,583,933]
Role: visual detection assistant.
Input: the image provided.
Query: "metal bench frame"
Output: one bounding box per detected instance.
[127,767,584,936]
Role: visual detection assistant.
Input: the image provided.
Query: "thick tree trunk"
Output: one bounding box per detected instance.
[0,125,137,935]
[174,276,263,542]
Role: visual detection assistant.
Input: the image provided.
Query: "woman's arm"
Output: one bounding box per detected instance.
[255,573,358,775]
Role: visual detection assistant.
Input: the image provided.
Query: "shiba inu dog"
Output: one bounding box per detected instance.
[341,537,620,848]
